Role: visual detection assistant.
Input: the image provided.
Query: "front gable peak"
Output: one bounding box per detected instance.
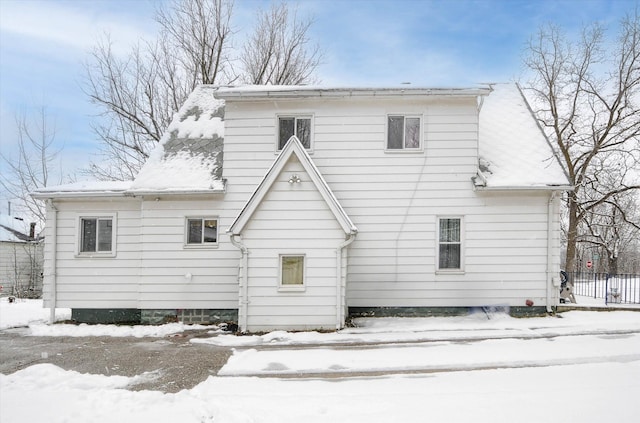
[227,136,357,236]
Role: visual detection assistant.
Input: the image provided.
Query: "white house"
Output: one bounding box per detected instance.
[33,83,571,332]
[0,214,43,298]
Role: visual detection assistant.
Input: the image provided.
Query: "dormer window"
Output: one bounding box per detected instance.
[387,115,421,150]
[278,116,312,150]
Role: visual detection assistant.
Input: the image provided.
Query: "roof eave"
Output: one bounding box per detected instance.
[473,184,574,192]
[216,87,491,100]
[124,187,226,197]
[31,190,129,200]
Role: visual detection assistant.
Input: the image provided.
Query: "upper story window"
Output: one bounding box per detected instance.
[77,215,116,256]
[387,115,421,150]
[438,217,463,271]
[278,116,312,150]
[186,217,218,247]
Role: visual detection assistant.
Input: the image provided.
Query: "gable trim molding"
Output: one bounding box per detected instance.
[227,136,358,236]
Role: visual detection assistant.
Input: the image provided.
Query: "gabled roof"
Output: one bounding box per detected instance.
[475,83,571,190]
[227,136,357,236]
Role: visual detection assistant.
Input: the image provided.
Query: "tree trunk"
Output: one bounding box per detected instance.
[565,192,579,272]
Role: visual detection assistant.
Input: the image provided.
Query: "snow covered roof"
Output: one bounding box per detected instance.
[128,85,225,194]
[476,83,571,190]
[33,86,226,199]
[32,181,132,199]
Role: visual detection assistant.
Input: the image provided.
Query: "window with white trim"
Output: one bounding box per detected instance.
[387,115,421,150]
[438,217,463,270]
[79,216,114,254]
[278,116,312,150]
[186,218,218,246]
[280,255,305,287]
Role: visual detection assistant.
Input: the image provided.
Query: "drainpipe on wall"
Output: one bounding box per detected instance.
[230,234,249,332]
[546,191,558,313]
[46,199,58,323]
[336,232,357,330]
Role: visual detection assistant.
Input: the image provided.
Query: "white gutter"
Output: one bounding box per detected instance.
[46,199,58,323]
[336,232,357,329]
[216,86,491,100]
[230,234,249,332]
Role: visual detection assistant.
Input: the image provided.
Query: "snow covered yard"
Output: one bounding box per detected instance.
[1,299,640,422]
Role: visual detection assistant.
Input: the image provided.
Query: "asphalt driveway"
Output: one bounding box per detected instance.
[0,328,232,393]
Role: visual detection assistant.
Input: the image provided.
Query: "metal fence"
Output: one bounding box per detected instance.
[567,272,640,305]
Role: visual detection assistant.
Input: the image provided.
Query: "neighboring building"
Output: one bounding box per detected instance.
[33,83,571,332]
[0,215,43,298]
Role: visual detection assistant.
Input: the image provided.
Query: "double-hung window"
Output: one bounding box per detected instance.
[79,216,115,255]
[278,116,312,150]
[186,218,218,246]
[438,217,463,271]
[387,115,421,150]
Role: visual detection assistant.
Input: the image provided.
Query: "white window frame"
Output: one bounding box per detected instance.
[276,115,314,151]
[436,216,464,273]
[278,254,306,292]
[386,114,423,151]
[184,217,219,248]
[75,214,117,257]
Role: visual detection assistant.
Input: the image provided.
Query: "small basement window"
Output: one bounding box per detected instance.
[387,115,421,150]
[278,116,312,150]
[186,218,218,246]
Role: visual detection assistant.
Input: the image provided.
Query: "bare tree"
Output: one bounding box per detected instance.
[578,160,640,273]
[240,1,322,85]
[0,107,62,225]
[84,0,235,180]
[84,0,322,180]
[523,10,640,272]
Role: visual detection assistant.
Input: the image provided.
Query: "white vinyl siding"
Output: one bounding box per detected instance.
[223,96,558,311]
[42,197,239,310]
[239,155,346,331]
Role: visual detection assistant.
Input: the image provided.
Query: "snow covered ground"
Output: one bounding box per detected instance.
[1,298,640,422]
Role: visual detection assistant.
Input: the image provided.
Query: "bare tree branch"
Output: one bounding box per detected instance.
[523,9,640,272]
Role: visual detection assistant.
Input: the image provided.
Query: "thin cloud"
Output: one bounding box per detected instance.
[0,0,156,55]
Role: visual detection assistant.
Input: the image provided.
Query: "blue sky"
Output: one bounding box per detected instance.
[0,0,636,214]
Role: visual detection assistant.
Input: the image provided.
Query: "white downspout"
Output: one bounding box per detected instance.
[47,199,58,323]
[230,234,249,332]
[546,192,557,313]
[336,232,357,330]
